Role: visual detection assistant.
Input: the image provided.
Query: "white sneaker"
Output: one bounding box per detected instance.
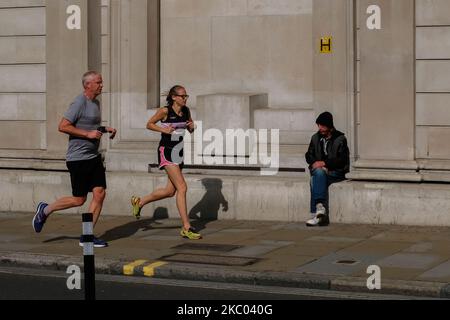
[306,216,321,227]
[306,206,330,227]
[316,203,326,218]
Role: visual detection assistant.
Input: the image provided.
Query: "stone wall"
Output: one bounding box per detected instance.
[2,169,450,227]
[4,1,450,195]
[0,0,46,151]
[416,0,450,160]
[160,0,313,109]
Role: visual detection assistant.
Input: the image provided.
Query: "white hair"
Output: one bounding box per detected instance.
[82,71,100,88]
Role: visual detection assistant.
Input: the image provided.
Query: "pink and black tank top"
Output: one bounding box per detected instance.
[159,105,191,149]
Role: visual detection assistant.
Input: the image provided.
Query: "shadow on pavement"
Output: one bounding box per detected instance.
[45,178,230,243]
[98,207,175,242]
[43,236,80,243]
[45,207,176,243]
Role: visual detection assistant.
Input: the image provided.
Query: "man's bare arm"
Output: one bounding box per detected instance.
[58,118,102,140]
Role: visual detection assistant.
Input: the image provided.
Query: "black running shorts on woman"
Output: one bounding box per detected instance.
[66,155,107,197]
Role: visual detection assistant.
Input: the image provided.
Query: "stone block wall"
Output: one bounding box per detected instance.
[0,0,46,152]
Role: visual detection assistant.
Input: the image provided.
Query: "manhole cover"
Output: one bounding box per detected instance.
[172,243,242,252]
[161,253,258,266]
[334,259,360,266]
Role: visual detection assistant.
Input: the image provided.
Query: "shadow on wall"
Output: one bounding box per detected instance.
[189,178,229,232]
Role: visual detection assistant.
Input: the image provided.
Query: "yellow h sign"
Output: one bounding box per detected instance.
[320,37,332,53]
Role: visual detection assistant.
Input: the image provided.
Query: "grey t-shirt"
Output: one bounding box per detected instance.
[64,94,101,162]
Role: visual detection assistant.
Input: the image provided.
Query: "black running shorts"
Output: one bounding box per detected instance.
[66,155,107,197]
[157,146,184,170]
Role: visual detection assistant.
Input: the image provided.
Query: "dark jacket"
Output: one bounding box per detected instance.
[305,130,350,175]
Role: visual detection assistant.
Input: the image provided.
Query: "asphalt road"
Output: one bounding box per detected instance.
[0,266,423,301]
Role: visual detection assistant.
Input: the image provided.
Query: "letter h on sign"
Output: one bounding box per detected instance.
[320,37,332,54]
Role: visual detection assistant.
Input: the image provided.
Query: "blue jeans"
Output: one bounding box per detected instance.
[310,169,345,214]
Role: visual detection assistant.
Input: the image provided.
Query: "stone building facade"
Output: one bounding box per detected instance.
[1,0,450,225]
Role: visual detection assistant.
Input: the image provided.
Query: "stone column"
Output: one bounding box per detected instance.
[46,0,87,155]
[351,0,418,181]
[313,0,355,152]
[147,0,160,109]
[46,0,101,156]
[88,0,102,72]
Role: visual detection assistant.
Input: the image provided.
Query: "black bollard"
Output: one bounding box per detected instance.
[82,213,96,300]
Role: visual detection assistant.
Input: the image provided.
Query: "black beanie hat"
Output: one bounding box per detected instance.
[316,112,334,128]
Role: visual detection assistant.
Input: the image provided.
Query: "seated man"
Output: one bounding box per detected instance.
[305,112,350,227]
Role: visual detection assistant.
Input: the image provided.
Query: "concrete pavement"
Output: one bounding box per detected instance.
[1,212,449,299]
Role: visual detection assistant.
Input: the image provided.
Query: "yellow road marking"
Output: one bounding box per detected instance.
[123,260,148,276]
[143,261,168,277]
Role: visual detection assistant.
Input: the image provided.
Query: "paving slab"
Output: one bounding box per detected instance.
[227,240,294,258]
[370,229,450,242]
[305,236,364,243]
[294,252,385,276]
[418,260,450,282]
[245,254,318,273]
[376,253,445,270]
[339,240,412,255]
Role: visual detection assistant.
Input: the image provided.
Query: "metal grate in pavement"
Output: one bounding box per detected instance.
[160,253,258,266]
[172,243,242,252]
[334,259,360,266]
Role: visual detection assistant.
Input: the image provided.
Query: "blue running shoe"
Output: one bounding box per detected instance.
[32,202,48,233]
[79,236,109,248]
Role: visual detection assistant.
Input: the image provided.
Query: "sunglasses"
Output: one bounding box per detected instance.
[174,94,189,99]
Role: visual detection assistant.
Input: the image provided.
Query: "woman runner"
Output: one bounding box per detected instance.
[131,85,201,240]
